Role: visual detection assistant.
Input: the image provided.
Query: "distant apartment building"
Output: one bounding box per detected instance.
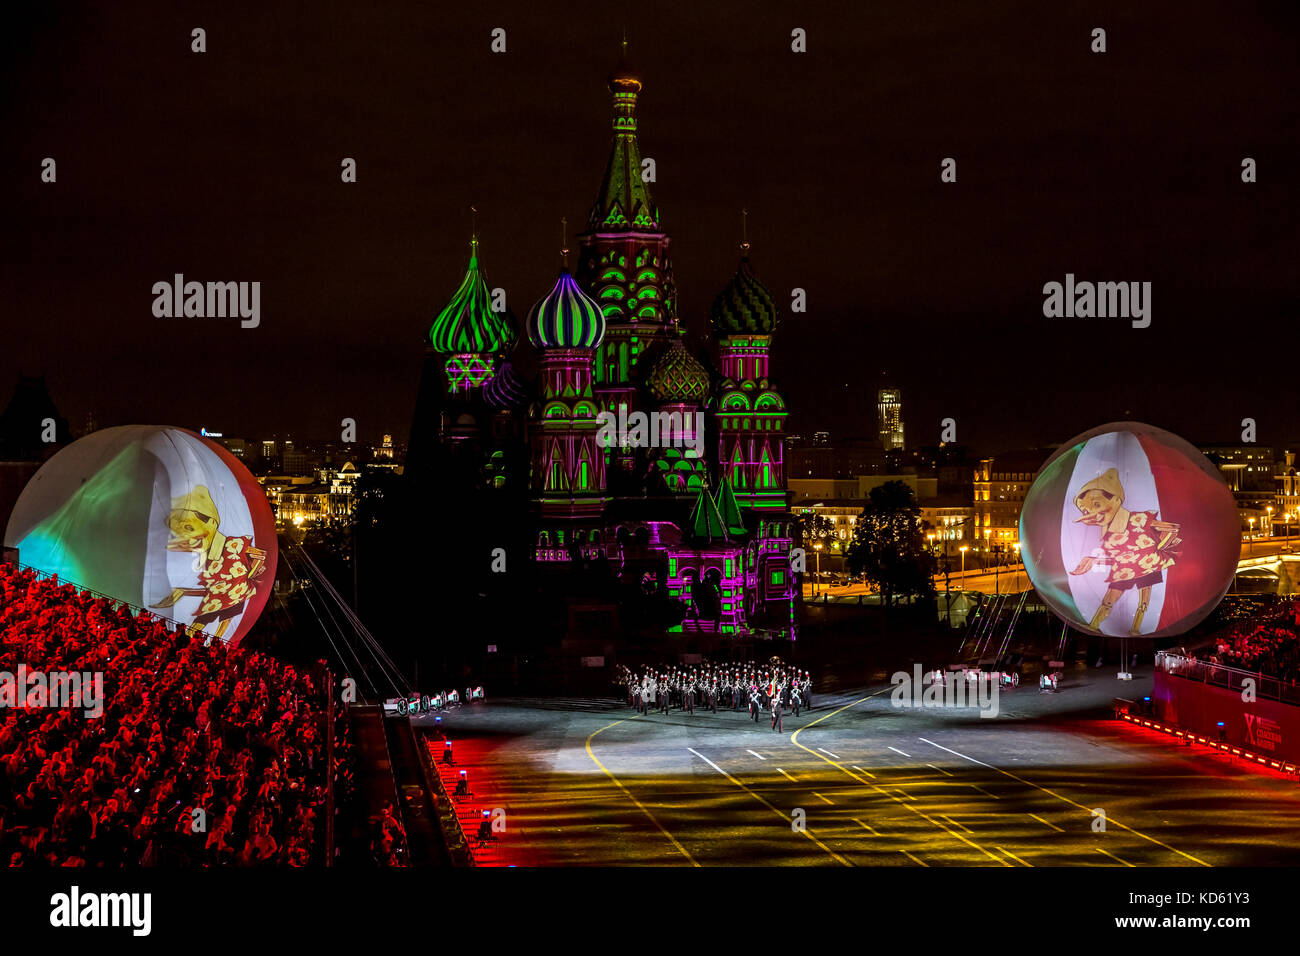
[258,474,315,515]
[787,434,886,479]
[919,495,974,562]
[973,450,1048,557]
[790,475,938,504]
[1198,444,1275,532]
[207,433,249,461]
[275,462,360,526]
[1276,451,1300,535]
[789,475,969,571]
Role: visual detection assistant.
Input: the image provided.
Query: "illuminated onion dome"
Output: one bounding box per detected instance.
[526,268,606,350]
[710,254,779,336]
[646,335,710,404]
[429,238,517,354]
[483,360,531,410]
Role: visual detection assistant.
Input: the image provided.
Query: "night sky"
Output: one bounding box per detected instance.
[3,1,1297,453]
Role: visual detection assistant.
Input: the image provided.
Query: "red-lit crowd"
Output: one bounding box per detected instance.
[0,562,348,866]
[1205,598,1300,681]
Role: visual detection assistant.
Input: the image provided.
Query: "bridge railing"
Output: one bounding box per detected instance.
[1156,651,1300,707]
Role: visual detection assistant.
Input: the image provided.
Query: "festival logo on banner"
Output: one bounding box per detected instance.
[1245,714,1282,752]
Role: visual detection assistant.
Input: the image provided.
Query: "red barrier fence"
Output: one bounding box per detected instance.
[1154,653,1300,764]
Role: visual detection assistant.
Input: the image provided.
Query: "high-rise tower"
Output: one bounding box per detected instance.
[878,388,905,451]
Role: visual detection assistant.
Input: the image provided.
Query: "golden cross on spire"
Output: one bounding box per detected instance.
[470,205,479,255]
[741,207,750,254]
[561,216,569,267]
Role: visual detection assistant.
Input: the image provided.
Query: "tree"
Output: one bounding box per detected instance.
[845,481,936,611]
[795,512,838,554]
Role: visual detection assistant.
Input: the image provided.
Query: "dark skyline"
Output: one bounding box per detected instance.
[3,1,1297,453]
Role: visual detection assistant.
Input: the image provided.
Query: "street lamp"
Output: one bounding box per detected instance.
[813,541,823,598]
[1249,516,1256,556]
[959,545,969,576]
[1287,512,1293,553]
[1267,506,1274,540]
[1013,542,1022,591]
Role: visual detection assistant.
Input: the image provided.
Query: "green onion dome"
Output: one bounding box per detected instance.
[646,335,710,405]
[526,268,606,350]
[429,238,517,354]
[710,253,779,336]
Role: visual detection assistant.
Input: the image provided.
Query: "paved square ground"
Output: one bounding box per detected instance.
[413,669,1300,866]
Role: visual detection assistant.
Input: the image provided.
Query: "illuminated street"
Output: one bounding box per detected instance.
[802,536,1300,599]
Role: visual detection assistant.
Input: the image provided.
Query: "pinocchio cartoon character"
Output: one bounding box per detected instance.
[151,485,266,639]
[1068,468,1181,635]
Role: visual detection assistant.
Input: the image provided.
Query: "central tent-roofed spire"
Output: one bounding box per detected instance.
[588,38,659,232]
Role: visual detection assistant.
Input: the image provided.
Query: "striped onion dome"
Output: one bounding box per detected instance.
[646,335,710,404]
[710,253,779,336]
[483,360,531,410]
[526,268,605,350]
[429,238,517,355]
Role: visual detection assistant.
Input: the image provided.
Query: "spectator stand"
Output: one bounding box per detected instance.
[0,562,342,866]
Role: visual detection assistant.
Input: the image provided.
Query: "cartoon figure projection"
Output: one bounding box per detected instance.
[1067,468,1181,635]
[1020,422,1237,640]
[151,485,267,639]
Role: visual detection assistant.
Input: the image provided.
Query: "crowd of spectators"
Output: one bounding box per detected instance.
[1202,597,1300,682]
[370,800,407,866]
[0,562,346,866]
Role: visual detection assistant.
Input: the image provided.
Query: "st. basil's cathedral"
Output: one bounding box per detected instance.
[408,56,796,639]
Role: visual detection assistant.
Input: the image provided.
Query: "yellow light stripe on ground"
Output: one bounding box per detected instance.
[999,846,1032,867]
[1028,812,1064,832]
[918,737,1210,867]
[896,802,1010,863]
[900,850,929,866]
[777,767,797,781]
[812,792,834,805]
[791,691,1011,865]
[851,818,879,835]
[686,748,851,866]
[942,814,972,833]
[585,718,699,867]
[1096,847,1135,867]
